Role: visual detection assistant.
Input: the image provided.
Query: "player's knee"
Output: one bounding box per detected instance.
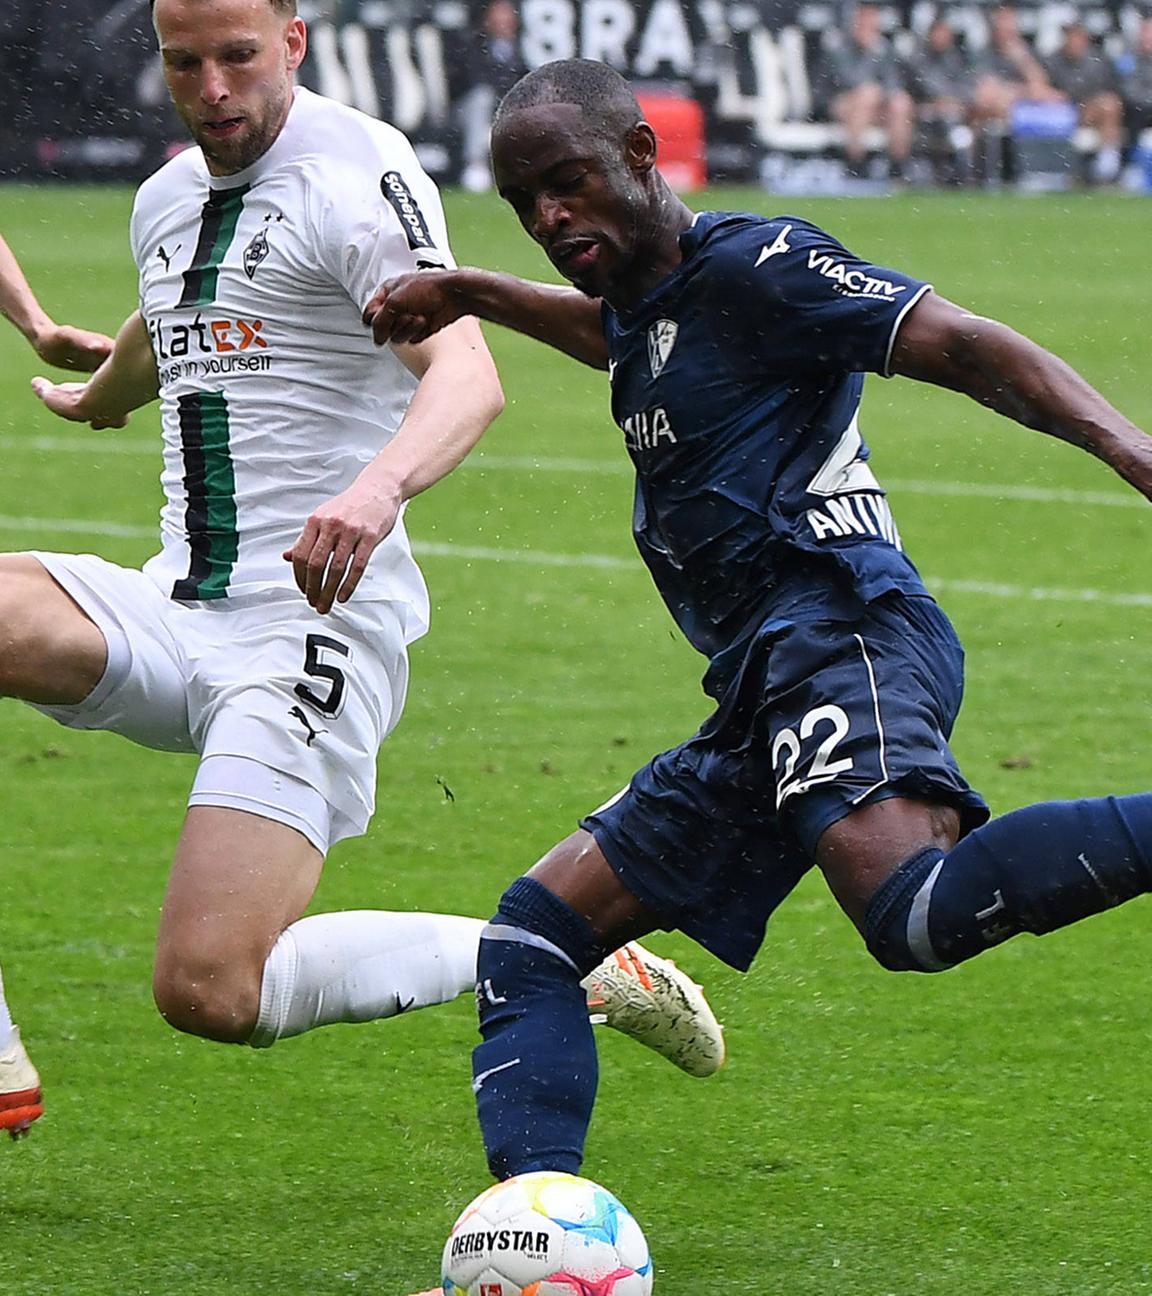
[477,876,606,1005]
[152,952,261,1043]
[863,847,961,973]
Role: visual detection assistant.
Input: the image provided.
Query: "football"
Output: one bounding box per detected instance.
[441,1171,654,1296]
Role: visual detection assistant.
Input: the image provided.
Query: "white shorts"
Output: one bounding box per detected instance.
[29,551,412,852]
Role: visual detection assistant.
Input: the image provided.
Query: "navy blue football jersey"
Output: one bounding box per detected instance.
[602,211,933,691]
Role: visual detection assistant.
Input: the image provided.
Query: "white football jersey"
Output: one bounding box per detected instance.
[130,86,454,639]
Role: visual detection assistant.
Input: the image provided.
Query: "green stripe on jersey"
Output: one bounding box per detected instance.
[172,391,239,601]
[178,185,250,308]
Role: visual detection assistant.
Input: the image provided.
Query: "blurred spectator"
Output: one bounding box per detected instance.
[1116,15,1152,148]
[1044,21,1123,182]
[903,15,975,182]
[817,2,915,177]
[970,4,1058,131]
[459,0,525,192]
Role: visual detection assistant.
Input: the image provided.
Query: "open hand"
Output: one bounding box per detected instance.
[283,478,404,613]
[30,376,128,428]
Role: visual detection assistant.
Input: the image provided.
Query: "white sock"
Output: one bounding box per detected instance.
[248,911,484,1048]
[0,963,16,1051]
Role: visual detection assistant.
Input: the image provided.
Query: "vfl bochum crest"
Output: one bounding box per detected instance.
[647,318,678,378]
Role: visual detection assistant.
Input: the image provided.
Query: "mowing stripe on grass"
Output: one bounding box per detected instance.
[2,513,1151,609]
[6,437,1147,512]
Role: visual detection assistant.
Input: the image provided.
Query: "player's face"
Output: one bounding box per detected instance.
[155,0,306,175]
[492,104,648,301]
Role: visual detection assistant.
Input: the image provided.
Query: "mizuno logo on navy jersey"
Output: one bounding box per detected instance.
[754,225,792,266]
[807,251,907,299]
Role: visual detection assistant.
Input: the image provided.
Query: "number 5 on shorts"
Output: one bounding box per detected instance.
[294,633,351,717]
[771,704,854,809]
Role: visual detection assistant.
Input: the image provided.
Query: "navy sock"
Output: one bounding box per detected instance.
[472,877,608,1179]
[866,794,1152,971]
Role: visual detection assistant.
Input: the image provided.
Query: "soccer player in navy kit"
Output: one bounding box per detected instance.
[366,58,1152,1183]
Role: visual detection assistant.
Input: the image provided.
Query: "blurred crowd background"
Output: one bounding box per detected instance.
[2,0,1151,193]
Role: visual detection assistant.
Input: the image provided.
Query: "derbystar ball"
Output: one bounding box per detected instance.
[442,1172,654,1296]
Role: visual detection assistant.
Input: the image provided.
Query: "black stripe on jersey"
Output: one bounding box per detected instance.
[171,391,239,601]
[380,171,436,251]
[178,184,251,308]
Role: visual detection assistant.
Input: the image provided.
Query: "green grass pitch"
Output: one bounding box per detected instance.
[2,183,1152,1295]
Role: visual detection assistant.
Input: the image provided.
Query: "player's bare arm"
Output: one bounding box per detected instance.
[284,316,504,614]
[0,233,114,373]
[891,291,1152,499]
[364,268,609,370]
[30,310,159,430]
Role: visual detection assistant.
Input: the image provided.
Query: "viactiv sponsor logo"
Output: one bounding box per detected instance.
[806,250,908,298]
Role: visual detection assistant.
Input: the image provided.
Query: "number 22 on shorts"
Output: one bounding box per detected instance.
[771,704,854,809]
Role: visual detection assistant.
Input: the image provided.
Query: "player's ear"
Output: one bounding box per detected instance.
[286,16,307,71]
[626,122,658,176]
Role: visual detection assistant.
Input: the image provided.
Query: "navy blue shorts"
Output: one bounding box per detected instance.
[581,593,989,970]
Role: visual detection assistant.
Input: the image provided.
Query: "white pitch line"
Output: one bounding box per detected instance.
[2,436,1146,511]
[0,512,1150,609]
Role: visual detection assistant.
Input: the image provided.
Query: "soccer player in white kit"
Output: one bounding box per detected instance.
[0,0,723,1141]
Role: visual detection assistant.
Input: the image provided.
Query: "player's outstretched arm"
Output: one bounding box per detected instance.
[1,233,114,372]
[30,311,159,430]
[890,292,1152,500]
[284,316,505,613]
[364,268,609,370]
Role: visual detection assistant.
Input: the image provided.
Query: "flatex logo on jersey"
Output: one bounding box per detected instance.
[150,312,272,385]
[806,250,907,299]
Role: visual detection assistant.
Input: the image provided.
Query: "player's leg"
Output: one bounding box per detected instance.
[0,551,127,1140]
[787,595,1152,971]
[171,601,725,1057]
[156,758,722,1054]
[473,829,660,1179]
[0,963,43,1140]
[0,553,109,704]
[151,789,484,1044]
[472,719,799,1180]
[819,791,1152,973]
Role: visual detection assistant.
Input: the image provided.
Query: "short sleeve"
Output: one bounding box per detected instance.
[706,217,930,377]
[310,133,456,313]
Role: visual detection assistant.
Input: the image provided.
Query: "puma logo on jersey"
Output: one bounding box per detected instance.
[754,225,792,266]
[288,704,327,746]
[157,243,182,271]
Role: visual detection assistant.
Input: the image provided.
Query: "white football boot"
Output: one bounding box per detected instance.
[583,943,725,1077]
[0,1028,43,1140]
